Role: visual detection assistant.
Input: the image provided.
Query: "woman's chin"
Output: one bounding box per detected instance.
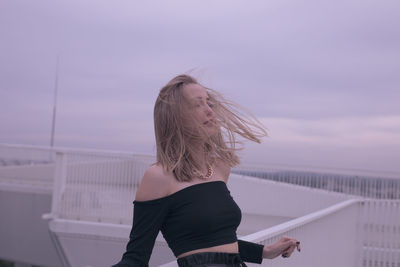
[204,127,218,138]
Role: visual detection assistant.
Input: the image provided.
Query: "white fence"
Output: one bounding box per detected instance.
[0,144,155,224]
[49,151,154,224]
[0,143,55,166]
[1,144,400,267]
[243,199,362,267]
[233,164,400,199]
[361,200,400,267]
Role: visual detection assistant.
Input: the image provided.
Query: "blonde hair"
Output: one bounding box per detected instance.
[154,74,267,182]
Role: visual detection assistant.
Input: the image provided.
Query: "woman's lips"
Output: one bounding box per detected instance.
[204,119,215,126]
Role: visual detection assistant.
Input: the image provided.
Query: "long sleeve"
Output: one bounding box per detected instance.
[111,199,170,267]
[238,239,264,264]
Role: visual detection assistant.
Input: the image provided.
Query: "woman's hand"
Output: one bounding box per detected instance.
[262,236,301,259]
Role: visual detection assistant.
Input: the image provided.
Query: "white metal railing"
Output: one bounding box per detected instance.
[244,199,362,267]
[233,163,400,199]
[2,144,400,266]
[0,144,155,224]
[0,144,57,188]
[47,150,155,224]
[0,143,146,163]
[246,199,400,267]
[0,143,55,166]
[2,143,399,201]
[361,200,400,267]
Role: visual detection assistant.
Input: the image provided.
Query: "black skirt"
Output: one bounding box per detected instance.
[177,252,247,267]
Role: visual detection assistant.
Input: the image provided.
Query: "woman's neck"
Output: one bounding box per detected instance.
[190,144,209,170]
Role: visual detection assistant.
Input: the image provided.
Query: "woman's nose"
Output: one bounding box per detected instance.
[205,105,214,117]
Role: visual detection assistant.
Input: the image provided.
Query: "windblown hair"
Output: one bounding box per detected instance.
[154,74,267,182]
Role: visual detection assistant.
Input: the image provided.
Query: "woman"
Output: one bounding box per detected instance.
[112,74,300,267]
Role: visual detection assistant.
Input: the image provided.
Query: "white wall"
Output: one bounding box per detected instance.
[0,187,62,267]
[228,174,351,218]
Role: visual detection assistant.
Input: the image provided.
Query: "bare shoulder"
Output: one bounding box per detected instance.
[215,158,231,182]
[135,163,172,201]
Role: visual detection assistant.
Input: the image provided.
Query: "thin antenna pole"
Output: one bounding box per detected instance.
[50,55,60,147]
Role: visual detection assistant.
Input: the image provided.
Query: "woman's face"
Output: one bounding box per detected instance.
[182,83,217,137]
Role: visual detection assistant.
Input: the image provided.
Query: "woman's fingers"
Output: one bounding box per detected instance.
[283,244,296,257]
[281,247,294,258]
[281,238,301,258]
[281,235,292,241]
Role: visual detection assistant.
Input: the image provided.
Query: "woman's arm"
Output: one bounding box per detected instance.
[238,236,300,263]
[238,239,264,263]
[111,166,171,267]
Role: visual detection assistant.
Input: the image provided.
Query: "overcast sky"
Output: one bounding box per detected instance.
[1,0,399,174]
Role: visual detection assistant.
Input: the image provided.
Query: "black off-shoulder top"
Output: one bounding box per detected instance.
[112,181,263,266]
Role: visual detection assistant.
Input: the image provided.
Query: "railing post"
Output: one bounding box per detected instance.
[51,151,67,218]
[355,200,364,267]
